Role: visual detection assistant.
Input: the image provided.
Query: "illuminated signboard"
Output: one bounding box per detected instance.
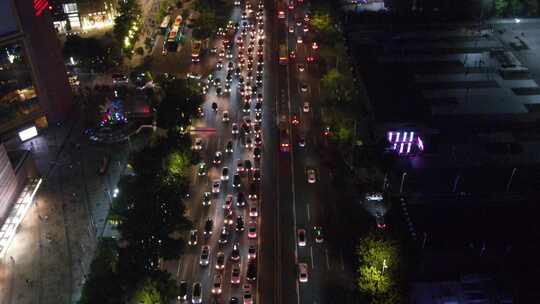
[19,126,38,141]
[387,131,424,155]
[34,0,49,16]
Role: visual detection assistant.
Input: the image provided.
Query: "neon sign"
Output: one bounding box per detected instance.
[387,131,425,155]
[34,0,49,16]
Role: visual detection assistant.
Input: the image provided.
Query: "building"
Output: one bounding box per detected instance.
[49,0,117,34]
[0,143,39,254]
[0,0,73,140]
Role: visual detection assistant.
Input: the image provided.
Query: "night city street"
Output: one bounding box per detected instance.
[3,0,540,303]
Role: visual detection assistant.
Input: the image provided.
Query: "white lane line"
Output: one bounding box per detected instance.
[325,248,330,270]
[310,246,314,269]
[296,281,300,304]
[306,203,310,222]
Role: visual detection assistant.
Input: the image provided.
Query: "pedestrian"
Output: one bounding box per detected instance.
[10,256,14,263]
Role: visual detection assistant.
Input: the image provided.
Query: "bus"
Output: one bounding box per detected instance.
[279,44,288,65]
[159,15,171,34]
[166,15,183,51]
[192,40,202,63]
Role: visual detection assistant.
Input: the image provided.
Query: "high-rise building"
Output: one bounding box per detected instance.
[0,0,73,139]
[48,0,117,34]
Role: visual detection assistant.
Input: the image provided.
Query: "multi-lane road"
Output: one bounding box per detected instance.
[165,0,352,303]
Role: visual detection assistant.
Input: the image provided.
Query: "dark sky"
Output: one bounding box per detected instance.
[0,0,19,37]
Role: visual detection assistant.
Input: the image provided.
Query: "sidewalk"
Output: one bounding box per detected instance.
[0,114,133,303]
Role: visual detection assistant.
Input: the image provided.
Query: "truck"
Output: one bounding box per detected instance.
[279,114,290,152]
[166,15,183,51]
[159,15,171,34]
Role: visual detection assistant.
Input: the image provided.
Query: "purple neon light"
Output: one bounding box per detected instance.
[406,142,412,153]
[409,132,414,142]
[418,137,424,151]
[388,132,393,142]
[403,132,408,143]
[393,143,397,150]
[399,143,404,154]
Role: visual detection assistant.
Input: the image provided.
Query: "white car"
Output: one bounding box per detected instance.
[222,110,230,122]
[307,169,316,184]
[297,36,303,44]
[199,245,210,266]
[212,180,221,193]
[249,204,258,217]
[288,25,294,33]
[298,64,305,72]
[298,263,308,282]
[303,102,310,113]
[297,229,306,247]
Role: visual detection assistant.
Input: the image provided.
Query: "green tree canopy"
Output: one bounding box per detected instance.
[156,78,203,130]
[131,272,178,304]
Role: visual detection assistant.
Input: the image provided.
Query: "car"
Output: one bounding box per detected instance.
[231,173,241,188]
[192,282,202,304]
[298,64,305,72]
[215,251,225,270]
[376,212,386,229]
[289,50,296,60]
[224,208,234,226]
[229,297,239,304]
[297,36,303,44]
[236,192,246,207]
[226,49,233,59]
[235,67,241,76]
[236,160,245,174]
[216,60,223,70]
[243,136,253,149]
[248,221,257,239]
[253,147,261,160]
[218,226,229,245]
[230,242,241,261]
[246,70,253,81]
[255,112,262,123]
[221,167,230,181]
[298,137,306,148]
[252,168,261,182]
[303,101,310,112]
[192,138,203,150]
[232,123,239,135]
[225,140,234,153]
[220,194,232,210]
[253,123,261,134]
[247,260,257,281]
[307,168,316,183]
[212,275,223,295]
[248,245,257,260]
[202,192,211,206]
[222,110,230,122]
[212,102,218,112]
[300,83,308,92]
[244,159,253,172]
[213,151,223,165]
[257,46,264,56]
[314,226,324,243]
[236,216,245,232]
[296,19,302,26]
[297,229,306,246]
[243,284,253,304]
[178,281,188,303]
[216,86,223,96]
[291,114,299,125]
[234,0,240,6]
[197,162,207,176]
[243,101,251,113]
[226,72,233,83]
[212,180,221,193]
[254,101,262,113]
[248,183,258,200]
[188,229,198,246]
[288,25,295,33]
[298,263,308,283]
[249,204,258,217]
[200,245,210,266]
[204,219,214,237]
[303,24,309,32]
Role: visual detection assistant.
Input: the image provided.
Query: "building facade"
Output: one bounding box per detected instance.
[0,0,73,139]
[49,0,117,34]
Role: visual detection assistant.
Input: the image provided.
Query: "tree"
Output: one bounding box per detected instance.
[132,272,178,304]
[356,232,400,297]
[494,0,509,16]
[192,9,217,40]
[525,0,539,16]
[166,150,190,178]
[157,78,203,130]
